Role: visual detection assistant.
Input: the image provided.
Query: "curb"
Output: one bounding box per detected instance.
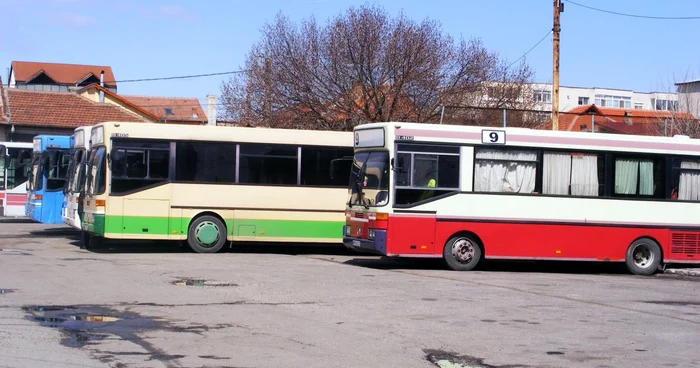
[664,268,700,277]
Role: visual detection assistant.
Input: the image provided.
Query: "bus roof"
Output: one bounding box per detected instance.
[91,121,353,147]
[355,121,700,156]
[0,141,33,149]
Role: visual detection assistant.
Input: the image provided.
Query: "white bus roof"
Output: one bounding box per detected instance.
[356,121,700,156]
[0,141,33,148]
[92,121,352,148]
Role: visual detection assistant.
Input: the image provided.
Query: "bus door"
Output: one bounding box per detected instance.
[111,146,171,237]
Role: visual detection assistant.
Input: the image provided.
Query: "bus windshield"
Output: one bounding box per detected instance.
[46,150,71,191]
[28,154,41,191]
[66,149,86,193]
[348,151,390,207]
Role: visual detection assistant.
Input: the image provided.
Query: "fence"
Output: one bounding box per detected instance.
[434,105,700,138]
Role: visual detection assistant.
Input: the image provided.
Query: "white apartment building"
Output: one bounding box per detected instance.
[529,83,678,112]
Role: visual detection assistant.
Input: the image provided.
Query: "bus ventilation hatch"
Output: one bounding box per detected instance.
[671,233,700,255]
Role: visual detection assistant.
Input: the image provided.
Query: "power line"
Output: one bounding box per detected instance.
[567,0,700,20]
[103,70,250,84]
[506,30,552,70]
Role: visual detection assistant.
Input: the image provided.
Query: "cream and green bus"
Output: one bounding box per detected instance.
[81,121,353,252]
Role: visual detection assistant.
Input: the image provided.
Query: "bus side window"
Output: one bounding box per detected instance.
[671,158,700,201]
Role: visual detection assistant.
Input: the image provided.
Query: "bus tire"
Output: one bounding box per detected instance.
[80,231,90,249]
[443,234,482,271]
[187,215,226,254]
[80,231,103,250]
[625,238,662,276]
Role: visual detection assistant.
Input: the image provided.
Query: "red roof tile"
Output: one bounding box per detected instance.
[5,89,149,128]
[122,95,207,123]
[542,104,697,136]
[11,61,117,88]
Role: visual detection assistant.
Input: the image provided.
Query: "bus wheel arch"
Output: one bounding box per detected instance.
[625,236,663,276]
[442,231,484,272]
[187,212,227,254]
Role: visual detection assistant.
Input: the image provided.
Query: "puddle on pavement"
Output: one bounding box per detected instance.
[0,289,15,294]
[425,349,528,368]
[171,278,238,287]
[21,304,195,365]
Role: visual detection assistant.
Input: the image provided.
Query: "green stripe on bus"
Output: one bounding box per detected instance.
[101,216,343,239]
[232,219,342,239]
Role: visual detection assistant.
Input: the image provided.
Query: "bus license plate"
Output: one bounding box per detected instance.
[352,240,361,247]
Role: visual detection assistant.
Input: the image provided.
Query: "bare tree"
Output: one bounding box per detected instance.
[646,70,700,138]
[220,4,534,130]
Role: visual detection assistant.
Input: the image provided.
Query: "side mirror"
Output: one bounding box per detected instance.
[391,157,403,172]
[375,191,389,206]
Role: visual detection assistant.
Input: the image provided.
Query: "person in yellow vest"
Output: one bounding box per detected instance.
[418,174,436,202]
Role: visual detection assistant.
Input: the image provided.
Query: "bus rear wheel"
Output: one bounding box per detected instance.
[625,238,662,276]
[187,215,226,253]
[443,234,482,271]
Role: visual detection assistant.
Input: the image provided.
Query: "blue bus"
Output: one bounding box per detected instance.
[26,135,72,224]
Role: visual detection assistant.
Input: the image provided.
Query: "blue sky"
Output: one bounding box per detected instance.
[2,0,699,108]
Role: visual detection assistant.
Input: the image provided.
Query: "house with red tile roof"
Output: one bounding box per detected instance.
[0,87,149,141]
[76,84,207,125]
[541,104,697,136]
[8,61,117,93]
[120,95,207,125]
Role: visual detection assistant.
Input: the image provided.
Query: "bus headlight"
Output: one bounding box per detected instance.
[368,229,375,239]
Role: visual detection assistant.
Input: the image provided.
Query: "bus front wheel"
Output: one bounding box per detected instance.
[187,215,227,253]
[625,238,662,276]
[443,234,482,271]
[80,231,103,250]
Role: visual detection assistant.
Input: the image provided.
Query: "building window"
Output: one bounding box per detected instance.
[653,99,678,111]
[634,102,644,109]
[533,90,552,103]
[578,97,589,105]
[594,95,631,109]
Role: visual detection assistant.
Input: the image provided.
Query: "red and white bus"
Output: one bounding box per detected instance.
[343,122,700,276]
[0,142,33,217]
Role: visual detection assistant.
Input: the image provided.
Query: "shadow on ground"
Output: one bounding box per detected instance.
[63,238,700,278]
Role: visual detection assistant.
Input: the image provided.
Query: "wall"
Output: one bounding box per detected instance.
[79,88,155,122]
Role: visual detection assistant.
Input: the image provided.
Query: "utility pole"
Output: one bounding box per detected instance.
[552,0,563,130]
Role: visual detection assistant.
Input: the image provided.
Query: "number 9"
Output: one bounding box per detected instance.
[489,132,499,143]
